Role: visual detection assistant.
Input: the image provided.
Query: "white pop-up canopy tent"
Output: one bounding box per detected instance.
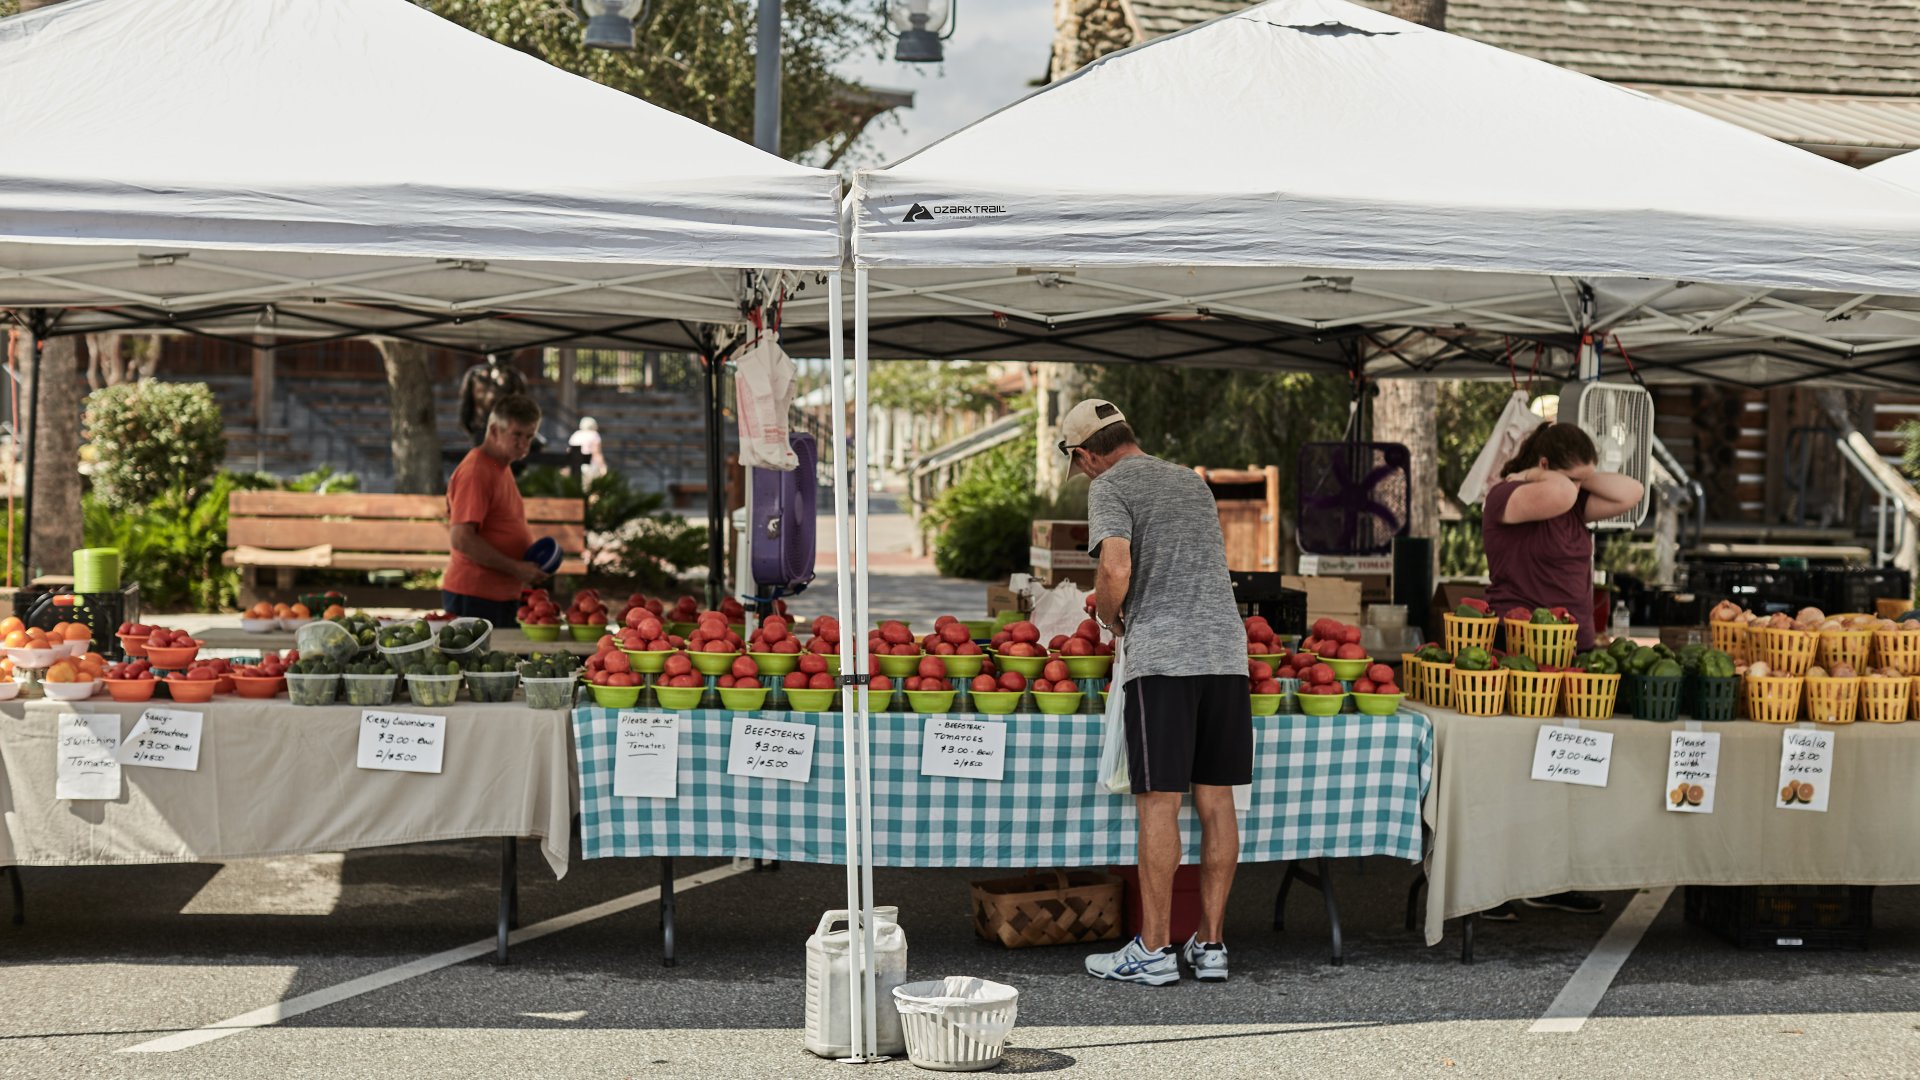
[0,0,842,352]
[801,0,1920,391]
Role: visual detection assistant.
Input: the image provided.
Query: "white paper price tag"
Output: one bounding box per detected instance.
[614,711,680,798]
[116,708,203,771]
[56,712,121,800]
[921,716,1007,781]
[1664,730,1719,813]
[1777,727,1833,812]
[726,716,816,782]
[1530,724,1614,787]
[356,711,446,774]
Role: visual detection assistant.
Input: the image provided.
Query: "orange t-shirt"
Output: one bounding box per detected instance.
[443,447,533,602]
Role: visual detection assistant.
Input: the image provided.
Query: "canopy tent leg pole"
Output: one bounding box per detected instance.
[853,268,881,1061]
[704,348,728,609]
[827,273,869,1061]
[18,312,44,581]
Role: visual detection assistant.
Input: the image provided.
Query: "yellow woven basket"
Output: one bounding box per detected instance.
[1804,675,1859,724]
[1709,621,1749,664]
[1400,653,1424,702]
[1860,676,1910,724]
[1752,627,1817,676]
[1745,674,1804,724]
[1450,667,1509,717]
[1513,622,1578,670]
[1505,669,1563,718]
[1560,671,1621,721]
[1422,662,1455,709]
[1818,629,1872,671]
[1444,613,1498,654]
[1874,628,1920,675]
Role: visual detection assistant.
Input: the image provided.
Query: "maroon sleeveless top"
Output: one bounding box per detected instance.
[1482,479,1596,651]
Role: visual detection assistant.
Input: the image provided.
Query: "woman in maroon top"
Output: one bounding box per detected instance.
[1477,421,1643,923]
[1483,423,1645,652]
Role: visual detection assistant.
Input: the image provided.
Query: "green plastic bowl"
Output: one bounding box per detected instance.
[969,690,1022,715]
[1249,693,1282,716]
[1321,656,1372,681]
[1296,691,1348,716]
[718,685,770,711]
[518,621,562,642]
[962,619,997,640]
[1352,691,1404,716]
[1249,652,1290,669]
[667,620,698,639]
[990,651,1048,677]
[748,651,801,676]
[587,682,643,708]
[688,650,740,676]
[652,684,704,710]
[876,652,925,678]
[1063,654,1114,679]
[938,653,987,678]
[784,687,837,712]
[1032,690,1086,715]
[621,648,669,674]
[567,622,608,643]
[905,689,957,713]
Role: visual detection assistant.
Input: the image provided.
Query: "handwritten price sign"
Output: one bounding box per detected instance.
[726,717,816,782]
[356,711,446,774]
[1776,727,1833,812]
[920,716,1007,781]
[1529,723,1614,788]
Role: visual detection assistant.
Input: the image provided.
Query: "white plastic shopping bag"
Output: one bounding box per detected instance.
[1030,579,1091,647]
[1098,638,1130,795]
[1457,390,1541,506]
[733,331,799,471]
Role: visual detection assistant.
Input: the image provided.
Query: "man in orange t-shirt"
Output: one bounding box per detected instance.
[443,394,548,623]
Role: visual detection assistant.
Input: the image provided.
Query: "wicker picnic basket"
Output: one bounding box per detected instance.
[970,870,1125,949]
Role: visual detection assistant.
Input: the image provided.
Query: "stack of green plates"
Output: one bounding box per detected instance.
[72,548,121,594]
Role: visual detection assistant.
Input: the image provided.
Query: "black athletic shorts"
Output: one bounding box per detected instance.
[1122,674,1254,794]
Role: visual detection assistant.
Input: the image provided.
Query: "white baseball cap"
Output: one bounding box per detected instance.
[1059,399,1127,453]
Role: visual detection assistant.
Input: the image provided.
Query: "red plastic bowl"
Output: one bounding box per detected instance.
[144,640,204,669]
[163,676,219,702]
[229,674,284,699]
[103,677,158,703]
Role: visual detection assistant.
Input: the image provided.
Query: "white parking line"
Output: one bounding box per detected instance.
[120,862,752,1054]
[1529,886,1674,1034]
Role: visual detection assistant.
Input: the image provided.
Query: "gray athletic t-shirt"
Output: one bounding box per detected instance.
[1086,454,1246,683]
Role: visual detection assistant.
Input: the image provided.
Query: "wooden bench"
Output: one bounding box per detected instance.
[222,492,587,603]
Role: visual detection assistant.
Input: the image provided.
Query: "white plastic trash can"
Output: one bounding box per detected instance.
[892,977,1020,1072]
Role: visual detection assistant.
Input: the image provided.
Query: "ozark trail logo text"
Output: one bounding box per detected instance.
[901,202,1007,223]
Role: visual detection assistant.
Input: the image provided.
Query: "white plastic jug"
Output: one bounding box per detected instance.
[804,906,908,1058]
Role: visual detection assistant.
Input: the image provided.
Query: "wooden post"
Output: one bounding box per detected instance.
[252,334,275,432]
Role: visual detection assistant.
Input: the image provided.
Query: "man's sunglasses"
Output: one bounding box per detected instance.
[1057,440,1082,458]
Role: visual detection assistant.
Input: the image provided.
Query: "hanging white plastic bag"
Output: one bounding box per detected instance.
[734,330,798,471]
[1097,638,1130,795]
[1457,390,1541,506]
[1029,579,1091,646]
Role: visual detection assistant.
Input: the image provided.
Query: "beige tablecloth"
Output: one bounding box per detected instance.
[1416,706,1920,944]
[0,697,573,877]
[195,626,596,656]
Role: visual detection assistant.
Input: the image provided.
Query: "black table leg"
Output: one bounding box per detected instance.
[1461,915,1475,965]
[1273,862,1298,931]
[495,837,518,965]
[6,866,21,926]
[1272,859,1344,965]
[1405,871,1426,933]
[660,856,677,968]
[1315,858,1343,967]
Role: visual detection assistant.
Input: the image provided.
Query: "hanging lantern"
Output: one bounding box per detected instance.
[580,0,648,51]
[884,0,954,63]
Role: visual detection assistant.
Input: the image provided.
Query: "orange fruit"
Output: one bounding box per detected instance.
[0,616,21,636]
[79,651,105,667]
[249,601,274,619]
[63,623,91,642]
[77,659,105,678]
[3,631,28,649]
[323,604,345,620]
[290,603,310,619]
[24,627,47,641]
[44,660,77,683]
[273,603,292,618]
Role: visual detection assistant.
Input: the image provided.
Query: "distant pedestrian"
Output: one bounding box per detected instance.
[569,416,607,485]
[1067,399,1250,986]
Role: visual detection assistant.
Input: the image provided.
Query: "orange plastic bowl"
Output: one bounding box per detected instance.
[103,677,159,703]
[145,640,204,669]
[117,633,152,659]
[163,676,219,703]
[229,674,284,699]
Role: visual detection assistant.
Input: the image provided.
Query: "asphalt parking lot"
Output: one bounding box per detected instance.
[2,838,1917,1079]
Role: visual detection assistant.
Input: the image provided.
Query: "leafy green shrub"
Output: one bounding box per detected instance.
[82,471,273,612]
[925,438,1037,581]
[83,380,227,510]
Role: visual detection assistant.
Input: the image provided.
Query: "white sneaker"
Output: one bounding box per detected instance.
[1181,934,1229,981]
[1085,936,1180,985]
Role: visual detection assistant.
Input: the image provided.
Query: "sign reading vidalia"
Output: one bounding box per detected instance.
[356,711,446,774]
[1777,727,1833,812]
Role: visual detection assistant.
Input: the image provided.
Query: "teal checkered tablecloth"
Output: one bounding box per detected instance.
[572,708,1432,867]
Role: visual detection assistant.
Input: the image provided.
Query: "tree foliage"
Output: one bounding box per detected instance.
[82,380,227,510]
[923,437,1036,581]
[868,361,1001,416]
[427,0,884,160]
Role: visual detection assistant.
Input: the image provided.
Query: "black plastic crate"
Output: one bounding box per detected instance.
[1229,573,1307,639]
[16,585,140,661]
[1684,884,1873,950]
[1824,568,1911,615]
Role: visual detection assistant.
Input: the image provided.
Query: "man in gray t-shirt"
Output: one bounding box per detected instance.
[1066,399,1252,989]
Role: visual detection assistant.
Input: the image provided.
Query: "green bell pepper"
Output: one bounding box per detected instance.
[1627,646,1661,675]
[1649,658,1684,679]
[1606,636,1639,663]
[1576,650,1619,675]
[1455,646,1494,672]
[1503,654,1540,672]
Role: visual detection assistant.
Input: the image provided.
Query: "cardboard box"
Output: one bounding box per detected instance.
[986,584,1029,617]
[1429,580,1492,645]
[1032,520,1091,553]
[1030,565,1099,589]
[1282,574,1363,626]
[1030,546,1096,571]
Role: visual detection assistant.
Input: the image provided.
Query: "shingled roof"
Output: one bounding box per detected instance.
[1116,0,1920,158]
